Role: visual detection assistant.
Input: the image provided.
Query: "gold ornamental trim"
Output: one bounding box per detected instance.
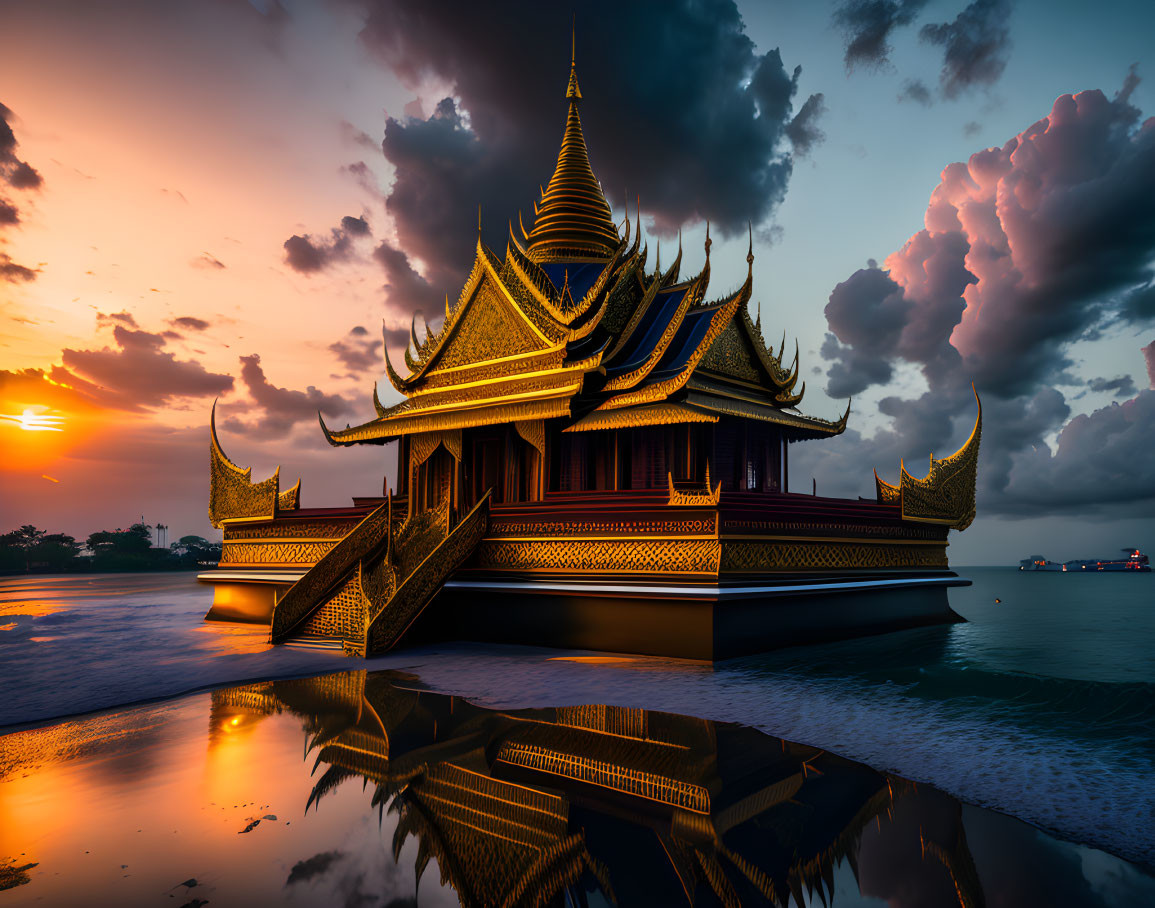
[563,401,718,433]
[875,388,982,531]
[209,401,301,529]
[473,538,722,576]
[720,540,949,572]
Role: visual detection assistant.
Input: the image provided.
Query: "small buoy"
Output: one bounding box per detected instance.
[994,598,1001,604]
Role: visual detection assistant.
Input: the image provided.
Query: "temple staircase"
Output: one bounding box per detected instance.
[270,491,490,656]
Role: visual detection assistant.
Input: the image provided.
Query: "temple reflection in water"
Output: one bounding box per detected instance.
[212,671,984,907]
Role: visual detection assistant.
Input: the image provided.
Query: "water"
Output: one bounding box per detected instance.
[1,568,1154,901]
[2,670,1153,906]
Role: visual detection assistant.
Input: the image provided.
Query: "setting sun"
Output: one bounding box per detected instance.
[0,409,65,432]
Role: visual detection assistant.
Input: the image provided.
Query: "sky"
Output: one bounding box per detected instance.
[1,0,1152,563]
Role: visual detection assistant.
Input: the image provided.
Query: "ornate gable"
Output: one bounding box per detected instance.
[699,316,762,383]
[424,271,551,374]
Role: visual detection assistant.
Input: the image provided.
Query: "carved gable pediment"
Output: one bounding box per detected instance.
[426,272,550,374]
[699,315,763,383]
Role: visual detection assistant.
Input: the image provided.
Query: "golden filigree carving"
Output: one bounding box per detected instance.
[220,541,336,565]
[667,464,722,507]
[721,540,949,572]
[563,401,718,433]
[473,538,722,576]
[321,397,573,445]
[436,278,545,370]
[700,318,760,382]
[209,402,300,528]
[224,520,357,541]
[876,389,982,531]
[489,516,717,538]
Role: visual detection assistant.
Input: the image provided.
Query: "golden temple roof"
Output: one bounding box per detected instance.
[319,55,848,448]
[523,50,620,263]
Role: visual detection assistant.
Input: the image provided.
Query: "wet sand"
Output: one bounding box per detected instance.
[2,668,1153,907]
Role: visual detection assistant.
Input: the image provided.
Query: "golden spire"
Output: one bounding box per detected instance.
[525,32,620,263]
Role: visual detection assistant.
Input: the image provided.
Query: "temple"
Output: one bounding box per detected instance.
[198,47,981,658]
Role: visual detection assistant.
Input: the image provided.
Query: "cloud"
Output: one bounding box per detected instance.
[283,215,371,273]
[1144,340,1155,389]
[285,851,345,886]
[920,0,1013,99]
[329,326,382,377]
[57,326,233,410]
[818,76,1155,517]
[223,353,353,440]
[1087,375,1137,397]
[171,316,210,332]
[1,102,42,191]
[0,252,36,283]
[786,92,827,155]
[341,0,820,320]
[96,310,138,329]
[899,78,933,106]
[0,102,42,283]
[833,0,930,71]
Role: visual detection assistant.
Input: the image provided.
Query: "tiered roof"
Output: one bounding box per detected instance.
[321,55,847,447]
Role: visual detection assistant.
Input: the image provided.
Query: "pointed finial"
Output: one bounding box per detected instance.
[704,220,712,259]
[756,300,762,330]
[655,239,660,273]
[477,204,482,237]
[747,221,754,268]
[566,19,582,100]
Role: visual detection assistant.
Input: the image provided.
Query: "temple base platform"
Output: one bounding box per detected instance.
[411,572,968,660]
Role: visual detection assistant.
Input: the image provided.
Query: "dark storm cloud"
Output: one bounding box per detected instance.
[283,215,370,273]
[224,353,353,440]
[58,326,233,409]
[329,326,382,377]
[0,102,42,283]
[833,0,930,71]
[920,0,1013,99]
[341,0,821,315]
[817,77,1155,517]
[1087,375,1137,397]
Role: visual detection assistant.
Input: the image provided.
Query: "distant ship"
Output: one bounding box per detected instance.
[1020,550,1150,572]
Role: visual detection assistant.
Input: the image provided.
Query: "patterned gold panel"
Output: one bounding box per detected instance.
[277,480,300,511]
[474,538,722,576]
[721,540,948,572]
[225,520,357,541]
[490,516,717,537]
[219,541,336,565]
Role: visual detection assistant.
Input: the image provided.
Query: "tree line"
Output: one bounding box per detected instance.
[0,524,222,574]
